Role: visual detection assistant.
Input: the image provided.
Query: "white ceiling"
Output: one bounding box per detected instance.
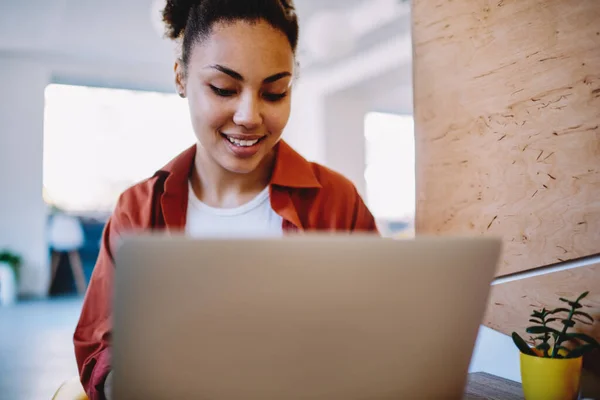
[0,0,412,112]
[0,0,409,67]
[1,0,176,65]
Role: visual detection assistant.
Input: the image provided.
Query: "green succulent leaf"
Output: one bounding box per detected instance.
[573,311,594,323]
[566,333,600,348]
[559,298,583,309]
[572,318,593,326]
[567,344,597,359]
[512,332,537,356]
[536,342,550,352]
[526,291,595,359]
[526,326,562,335]
[531,311,544,318]
[561,319,576,328]
[576,292,589,302]
[570,302,583,309]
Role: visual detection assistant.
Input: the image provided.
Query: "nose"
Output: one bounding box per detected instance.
[233,92,263,130]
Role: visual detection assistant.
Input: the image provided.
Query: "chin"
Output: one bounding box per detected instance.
[220,157,263,175]
[216,137,277,174]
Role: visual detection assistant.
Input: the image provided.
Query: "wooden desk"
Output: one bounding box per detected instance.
[464,372,524,400]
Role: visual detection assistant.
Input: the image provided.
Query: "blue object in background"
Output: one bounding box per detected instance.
[49,217,106,296]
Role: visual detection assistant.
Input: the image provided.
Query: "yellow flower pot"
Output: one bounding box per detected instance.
[520,352,582,400]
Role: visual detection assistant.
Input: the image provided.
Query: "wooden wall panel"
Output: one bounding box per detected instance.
[484,261,600,342]
[412,0,600,276]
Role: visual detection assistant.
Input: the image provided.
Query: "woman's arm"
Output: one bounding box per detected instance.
[73,214,121,400]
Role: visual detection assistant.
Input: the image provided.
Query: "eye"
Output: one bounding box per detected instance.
[263,92,288,102]
[209,85,236,97]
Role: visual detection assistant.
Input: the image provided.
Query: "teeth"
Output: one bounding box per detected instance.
[226,136,260,147]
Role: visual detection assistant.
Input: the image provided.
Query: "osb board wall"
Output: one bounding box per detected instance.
[412,0,600,276]
[484,261,600,342]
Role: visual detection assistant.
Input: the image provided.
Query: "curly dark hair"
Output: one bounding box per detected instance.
[162,0,299,71]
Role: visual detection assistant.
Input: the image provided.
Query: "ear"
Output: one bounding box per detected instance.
[174,59,186,98]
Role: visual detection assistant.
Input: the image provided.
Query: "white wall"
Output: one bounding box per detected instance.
[0,52,175,297]
[0,56,50,297]
[284,81,326,164]
[324,91,369,198]
[469,326,521,382]
[284,81,372,198]
[285,34,414,200]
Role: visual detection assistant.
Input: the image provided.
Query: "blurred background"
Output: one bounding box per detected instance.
[0,0,415,397]
[3,0,599,398]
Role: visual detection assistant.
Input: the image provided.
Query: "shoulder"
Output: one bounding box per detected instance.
[275,140,359,196]
[111,174,163,229]
[109,145,195,229]
[309,162,359,197]
[273,140,369,221]
[303,162,378,232]
[97,175,162,257]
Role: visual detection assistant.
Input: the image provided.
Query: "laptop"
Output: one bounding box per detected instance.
[112,235,501,399]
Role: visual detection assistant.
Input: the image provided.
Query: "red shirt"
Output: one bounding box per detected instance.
[73,140,378,399]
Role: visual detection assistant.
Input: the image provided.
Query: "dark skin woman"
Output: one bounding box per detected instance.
[74,1,378,398]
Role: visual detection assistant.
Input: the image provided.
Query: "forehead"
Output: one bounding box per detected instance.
[189,20,294,77]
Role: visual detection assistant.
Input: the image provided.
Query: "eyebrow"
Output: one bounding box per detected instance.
[207,64,291,84]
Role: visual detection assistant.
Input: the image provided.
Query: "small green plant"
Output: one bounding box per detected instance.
[512,291,600,359]
[0,250,22,282]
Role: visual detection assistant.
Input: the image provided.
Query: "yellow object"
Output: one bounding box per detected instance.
[52,376,89,400]
[520,352,582,400]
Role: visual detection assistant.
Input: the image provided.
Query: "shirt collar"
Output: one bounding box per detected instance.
[270,140,322,189]
[154,140,321,231]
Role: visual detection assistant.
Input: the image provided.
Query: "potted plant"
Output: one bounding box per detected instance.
[512,291,600,400]
[0,250,22,306]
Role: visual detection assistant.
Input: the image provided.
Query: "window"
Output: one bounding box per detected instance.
[364,112,415,235]
[43,84,195,215]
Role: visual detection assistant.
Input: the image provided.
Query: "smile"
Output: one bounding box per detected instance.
[221,133,265,147]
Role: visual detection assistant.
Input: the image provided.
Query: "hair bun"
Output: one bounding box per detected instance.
[162,0,201,39]
[279,0,296,15]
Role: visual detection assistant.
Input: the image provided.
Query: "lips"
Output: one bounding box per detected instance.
[220,132,266,158]
[220,132,266,148]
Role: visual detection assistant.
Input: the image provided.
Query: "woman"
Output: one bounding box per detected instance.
[74,0,378,398]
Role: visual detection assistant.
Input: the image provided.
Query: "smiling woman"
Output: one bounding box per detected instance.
[174,18,296,197]
[73,1,379,399]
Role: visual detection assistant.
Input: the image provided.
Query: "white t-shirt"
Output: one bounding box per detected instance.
[185,182,284,237]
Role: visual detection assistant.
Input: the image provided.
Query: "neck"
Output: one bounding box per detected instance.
[190,145,275,208]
